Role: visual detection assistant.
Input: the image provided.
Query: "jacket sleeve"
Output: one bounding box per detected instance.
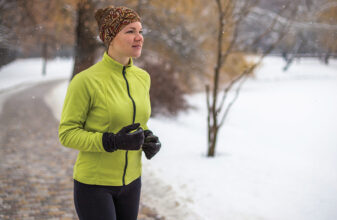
[58,74,105,152]
[143,71,151,131]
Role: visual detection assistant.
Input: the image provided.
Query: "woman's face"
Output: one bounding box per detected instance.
[109,22,144,59]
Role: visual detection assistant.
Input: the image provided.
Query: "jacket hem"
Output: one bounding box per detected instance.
[73,174,141,186]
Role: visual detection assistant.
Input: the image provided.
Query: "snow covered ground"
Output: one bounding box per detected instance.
[0,57,72,93]
[0,58,72,116]
[142,57,337,220]
[1,56,337,220]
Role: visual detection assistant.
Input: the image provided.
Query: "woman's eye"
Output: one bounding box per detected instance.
[126,30,143,34]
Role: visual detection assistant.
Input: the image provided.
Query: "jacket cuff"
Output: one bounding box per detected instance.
[102,132,117,152]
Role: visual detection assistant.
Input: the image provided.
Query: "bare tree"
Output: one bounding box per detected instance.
[71,0,100,78]
[206,0,298,157]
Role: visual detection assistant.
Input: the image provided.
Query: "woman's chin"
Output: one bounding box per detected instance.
[132,52,142,59]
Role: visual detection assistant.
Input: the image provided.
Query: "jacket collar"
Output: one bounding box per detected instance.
[102,52,133,73]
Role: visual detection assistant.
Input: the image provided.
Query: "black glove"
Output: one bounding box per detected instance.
[102,123,144,152]
[142,130,161,160]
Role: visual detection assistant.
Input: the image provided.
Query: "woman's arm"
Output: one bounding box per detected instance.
[58,74,105,152]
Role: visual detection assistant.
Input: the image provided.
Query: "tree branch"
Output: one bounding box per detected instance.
[218,73,248,128]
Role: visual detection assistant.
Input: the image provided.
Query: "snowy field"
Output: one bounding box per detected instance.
[1,56,336,220]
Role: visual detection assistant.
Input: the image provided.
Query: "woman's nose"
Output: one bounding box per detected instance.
[135,34,143,41]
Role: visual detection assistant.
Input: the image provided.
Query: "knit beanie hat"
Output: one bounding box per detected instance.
[95,6,141,48]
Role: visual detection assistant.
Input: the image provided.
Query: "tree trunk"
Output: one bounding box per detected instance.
[324,48,331,64]
[207,0,224,157]
[42,40,47,76]
[207,125,219,157]
[72,0,98,79]
[206,85,212,156]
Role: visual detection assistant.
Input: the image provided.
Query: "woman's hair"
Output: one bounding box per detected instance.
[94,6,141,48]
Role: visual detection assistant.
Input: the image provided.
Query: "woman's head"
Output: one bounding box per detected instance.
[95,6,143,62]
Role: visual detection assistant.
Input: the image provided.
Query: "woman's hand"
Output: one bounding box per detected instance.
[142,130,161,159]
[103,123,144,152]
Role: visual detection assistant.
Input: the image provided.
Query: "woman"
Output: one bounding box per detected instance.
[58,5,161,220]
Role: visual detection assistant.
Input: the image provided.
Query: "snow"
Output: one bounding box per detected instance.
[0,57,72,93]
[0,58,72,115]
[1,56,337,220]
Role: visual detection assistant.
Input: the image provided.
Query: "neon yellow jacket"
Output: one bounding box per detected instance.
[58,52,151,186]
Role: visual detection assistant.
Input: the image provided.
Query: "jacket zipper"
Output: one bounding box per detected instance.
[122,66,136,186]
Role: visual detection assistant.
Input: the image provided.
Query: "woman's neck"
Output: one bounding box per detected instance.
[107,49,130,66]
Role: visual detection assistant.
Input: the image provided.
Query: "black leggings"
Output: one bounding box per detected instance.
[73,177,141,220]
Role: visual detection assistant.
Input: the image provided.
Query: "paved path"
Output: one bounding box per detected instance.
[0,80,162,220]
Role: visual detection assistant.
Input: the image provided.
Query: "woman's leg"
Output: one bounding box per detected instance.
[74,180,116,220]
[114,177,141,220]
